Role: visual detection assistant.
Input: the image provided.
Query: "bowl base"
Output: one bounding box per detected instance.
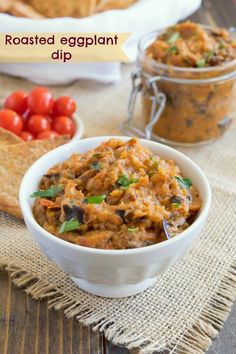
[71,277,157,298]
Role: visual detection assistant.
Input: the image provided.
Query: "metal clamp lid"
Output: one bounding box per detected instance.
[121,70,166,140]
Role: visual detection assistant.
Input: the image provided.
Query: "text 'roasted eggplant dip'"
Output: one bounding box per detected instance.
[32,138,202,249]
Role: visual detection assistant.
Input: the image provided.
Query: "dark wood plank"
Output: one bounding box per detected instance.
[0,271,11,354]
[190,0,235,27]
[0,271,104,354]
[105,342,130,354]
[62,309,73,354]
[48,304,63,354]
[23,297,40,354]
[6,274,28,354]
[38,298,49,354]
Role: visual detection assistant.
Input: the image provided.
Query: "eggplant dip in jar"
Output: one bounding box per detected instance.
[124,21,236,146]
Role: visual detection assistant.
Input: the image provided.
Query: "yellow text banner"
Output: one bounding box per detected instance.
[0,32,130,63]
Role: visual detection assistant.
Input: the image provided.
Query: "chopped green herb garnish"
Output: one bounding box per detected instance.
[168,45,178,54]
[59,218,80,234]
[218,41,226,49]
[175,176,192,189]
[167,32,180,45]
[93,153,102,158]
[128,227,139,232]
[196,58,206,68]
[149,156,158,163]
[117,175,139,189]
[85,195,106,204]
[90,162,102,171]
[118,175,130,187]
[148,156,159,176]
[207,50,214,59]
[147,171,156,177]
[172,203,180,208]
[149,156,159,167]
[30,185,63,198]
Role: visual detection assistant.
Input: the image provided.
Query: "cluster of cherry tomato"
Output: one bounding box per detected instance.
[0,87,77,141]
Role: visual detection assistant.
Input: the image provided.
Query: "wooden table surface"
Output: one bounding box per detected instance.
[1,1,236,353]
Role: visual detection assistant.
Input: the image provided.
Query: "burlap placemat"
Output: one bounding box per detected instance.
[0,68,236,353]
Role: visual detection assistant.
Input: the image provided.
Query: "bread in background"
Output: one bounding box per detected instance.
[96,0,137,13]
[0,0,43,18]
[22,0,82,18]
[0,0,137,18]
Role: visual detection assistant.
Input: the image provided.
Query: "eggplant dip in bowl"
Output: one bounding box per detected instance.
[19,137,211,297]
[31,138,202,250]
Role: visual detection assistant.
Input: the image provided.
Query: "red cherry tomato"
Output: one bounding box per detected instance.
[27,87,54,115]
[37,130,59,139]
[21,108,33,129]
[53,96,77,117]
[27,115,51,135]
[20,131,34,141]
[22,108,33,120]
[45,115,53,125]
[53,116,75,137]
[4,90,28,115]
[0,109,23,135]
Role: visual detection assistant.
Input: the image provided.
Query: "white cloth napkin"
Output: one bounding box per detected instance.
[0,0,201,85]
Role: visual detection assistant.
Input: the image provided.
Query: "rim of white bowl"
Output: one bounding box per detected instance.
[71,114,84,141]
[19,136,212,256]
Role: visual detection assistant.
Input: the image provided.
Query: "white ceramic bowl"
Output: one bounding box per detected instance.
[19,136,211,298]
[71,114,84,141]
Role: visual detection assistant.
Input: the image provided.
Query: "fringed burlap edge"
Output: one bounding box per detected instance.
[1,261,236,354]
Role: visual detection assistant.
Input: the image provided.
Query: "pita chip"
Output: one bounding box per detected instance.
[0,136,69,219]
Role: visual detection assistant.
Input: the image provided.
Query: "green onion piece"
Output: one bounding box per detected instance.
[128,227,139,232]
[207,50,214,59]
[175,176,192,189]
[90,162,102,171]
[117,175,139,189]
[30,185,63,198]
[59,218,80,234]
[117,175,131,186]
[218,41,226,49]
[168,45,178,54]
[149,156,158,163]
[149,156,159,167]
[85,195,106,204]
[147,171,156,177]
[172,203,180,208]
[148,156,159,176]
[93,153,102,158]
[196,58,206,68]
[167,32,180,44]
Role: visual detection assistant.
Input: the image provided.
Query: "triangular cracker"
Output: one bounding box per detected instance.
[0,136,69,219]
[0,127,23,146]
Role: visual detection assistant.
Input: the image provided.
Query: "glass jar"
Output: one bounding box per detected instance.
[122,25,236,146]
